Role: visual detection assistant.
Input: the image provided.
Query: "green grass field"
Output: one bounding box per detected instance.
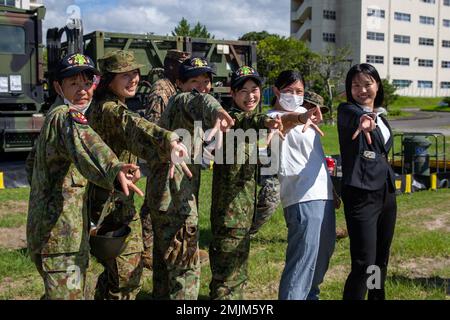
[0,125,449,300]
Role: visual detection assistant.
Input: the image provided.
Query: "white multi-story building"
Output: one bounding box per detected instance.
[1,0,42,10]
[291,0,450,97]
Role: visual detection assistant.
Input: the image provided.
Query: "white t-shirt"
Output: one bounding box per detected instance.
[268,107,333,208]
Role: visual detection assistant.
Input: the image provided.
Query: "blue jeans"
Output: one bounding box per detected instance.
[278,200,336,300]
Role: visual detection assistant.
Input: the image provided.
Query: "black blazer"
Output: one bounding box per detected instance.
[337,102,395,191]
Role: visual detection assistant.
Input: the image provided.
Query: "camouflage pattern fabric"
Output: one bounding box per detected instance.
[140,77,177,267]
[143,78,177,123]
[146,91,224,299]
[94,217,144,300]
[34,250,89,300]
[249,174,280,235]
[209,106,270,300]
[26,97,123,258]
[85,93,175,300]
[98,50,144,74]
[26,97,123,299]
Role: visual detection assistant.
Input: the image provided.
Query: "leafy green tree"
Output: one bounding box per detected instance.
[382,78,399,108]
[171,17,191,36]
[171,18,214,38]
[256,35,318,86]
[308,46,353,121]
[239,31,274,42]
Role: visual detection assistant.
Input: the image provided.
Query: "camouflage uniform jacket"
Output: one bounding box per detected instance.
[26,98,123,258]
[85,93,176,225]
[146,91,224,213]
[143,78,177,123]
[211,106,270,228]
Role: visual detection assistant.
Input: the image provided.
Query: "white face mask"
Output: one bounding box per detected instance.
[279,93,304,111]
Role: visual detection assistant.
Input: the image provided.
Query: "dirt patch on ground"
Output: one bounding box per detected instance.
[0,275,41,300]
[325,264,350,282]
[423,216,450,232]
[393,257,450,278]
[245,280,279,300]
[0,201,28,217]
[0,226,26,250]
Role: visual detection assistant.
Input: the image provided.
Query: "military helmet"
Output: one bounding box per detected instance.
[89,224,131,261]
[165,49,190,63]
[303,90,330,114]
[98,50,145,74]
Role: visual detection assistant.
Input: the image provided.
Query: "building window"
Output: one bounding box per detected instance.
[420,16,435,25]
[394,34,411,44]
[442,61,450,68]
[394,12,411,22]
[421,0,435,3]
[445,0,450,6]
[443,40,450,48]
[444,19,450,28]
[418,59,434,67]
[393,57,410,66]
[366,55,384,64]
[322,33,336,43]
[441,82,450,89]
[419,37,434,46]
[323,10,336,20]
[367,31,384,41]
[418,81,433,88]
[393,80,412,88]
[367,8,385,18]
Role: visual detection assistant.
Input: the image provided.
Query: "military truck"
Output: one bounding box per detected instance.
[0,4,45,153]
[0,6,257,154]
[48,31,257,113]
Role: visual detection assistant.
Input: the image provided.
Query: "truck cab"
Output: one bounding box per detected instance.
[0,4,45,153]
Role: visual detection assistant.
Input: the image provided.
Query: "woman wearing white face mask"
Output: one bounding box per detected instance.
[269,70,337,300]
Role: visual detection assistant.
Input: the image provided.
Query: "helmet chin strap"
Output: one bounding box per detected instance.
[54,82,92,114]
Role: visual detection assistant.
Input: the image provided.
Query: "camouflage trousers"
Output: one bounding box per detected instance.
[150,207,200,300]
[250,175,280,235]
[94,217,144,300]
[140,195,154,265]
[209,205,254,300]
[34,250,89,300]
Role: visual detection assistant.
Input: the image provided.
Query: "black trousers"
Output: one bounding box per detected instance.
[341,181,397,300]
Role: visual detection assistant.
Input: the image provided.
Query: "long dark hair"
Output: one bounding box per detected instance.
[271,70,305,106]
[94,72,116,101]
[345,63,384,107]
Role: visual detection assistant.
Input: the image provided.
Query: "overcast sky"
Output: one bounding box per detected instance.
[42,0,290,40]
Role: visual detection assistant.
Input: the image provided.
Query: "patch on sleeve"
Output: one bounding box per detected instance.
[69,108,88,125]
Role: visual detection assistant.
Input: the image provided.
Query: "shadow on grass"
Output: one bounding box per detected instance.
[389,274,449,294]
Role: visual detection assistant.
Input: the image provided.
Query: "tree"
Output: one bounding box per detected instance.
[239,31,274,42]
[382,78,399,108]
[309,46,353,122]
[256,35,318,87]
[171,17,190,36]
[171,18,214,38]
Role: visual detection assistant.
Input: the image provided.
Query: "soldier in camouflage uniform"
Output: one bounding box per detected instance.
[26,53,141,300]
[146,57,234,299]
[209,66,285,299]
[250,159,281,236]
[140,49,189,270]
[85,50,190,300]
